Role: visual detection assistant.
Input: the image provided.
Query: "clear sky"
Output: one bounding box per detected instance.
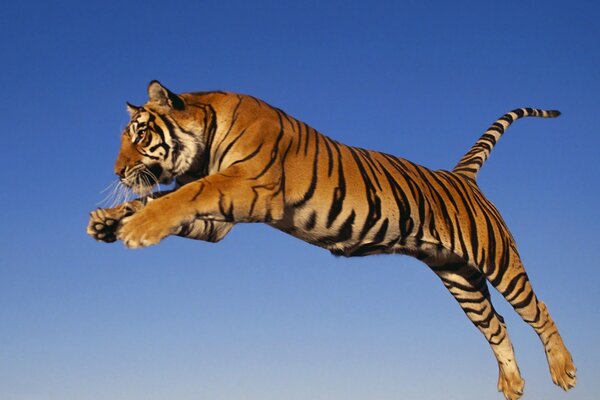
[1,1,598,399]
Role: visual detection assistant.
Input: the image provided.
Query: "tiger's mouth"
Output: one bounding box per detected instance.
[122,163,171,196]
[147,163,164,182]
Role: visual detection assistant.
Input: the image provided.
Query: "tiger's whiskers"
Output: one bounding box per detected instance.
[97,165,162,209]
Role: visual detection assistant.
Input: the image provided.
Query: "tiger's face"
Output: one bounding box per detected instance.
[114,107,178,195]
[114,81,207,196]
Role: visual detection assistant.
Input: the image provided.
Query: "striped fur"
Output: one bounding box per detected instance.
[87,81,576,399]
[454,108,561,180]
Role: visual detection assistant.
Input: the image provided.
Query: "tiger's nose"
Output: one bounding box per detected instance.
[116,166,126,178]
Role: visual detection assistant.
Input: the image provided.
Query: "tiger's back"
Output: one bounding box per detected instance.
[205,92,508,265]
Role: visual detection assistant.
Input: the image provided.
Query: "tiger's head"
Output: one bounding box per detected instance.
[114,81,208,196]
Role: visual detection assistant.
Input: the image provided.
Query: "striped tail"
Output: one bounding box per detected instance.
[453,108,561,181]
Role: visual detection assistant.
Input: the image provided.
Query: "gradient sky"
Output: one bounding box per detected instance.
[1,1,599,399]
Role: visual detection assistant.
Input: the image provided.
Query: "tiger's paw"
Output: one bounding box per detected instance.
[497,366,525,400]
[87,208,125,243]
[116,205,179,248]
[547,341,577,391]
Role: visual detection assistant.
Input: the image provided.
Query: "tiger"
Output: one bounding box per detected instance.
[87,80,576,399]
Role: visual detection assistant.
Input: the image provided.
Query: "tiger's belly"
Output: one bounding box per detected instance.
[269,203,441,258]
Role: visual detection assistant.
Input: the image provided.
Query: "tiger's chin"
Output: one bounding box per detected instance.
[131,185,155,197]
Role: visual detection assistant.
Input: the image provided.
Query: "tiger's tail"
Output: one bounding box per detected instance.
[453,108,561,181]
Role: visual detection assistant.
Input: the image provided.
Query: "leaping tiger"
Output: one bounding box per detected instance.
[87,81,576,399]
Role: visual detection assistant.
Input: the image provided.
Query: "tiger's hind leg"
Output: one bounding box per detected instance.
[427,259,525,400]
[487,249,576,391]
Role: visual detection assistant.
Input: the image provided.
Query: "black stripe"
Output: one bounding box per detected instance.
[303,123,312,156]
[325,140,346,226]
[214,95,244,155]
[348,147,382,241]
[322,136,335,177]
[445,174,481,262]
[351,217,391,257]
[294,118,304,155]
[500,272,528,302]
[511,288,535,310]
[514,108,525,118]
[218,190,234,220]
[228,141,263,168]
[251,112,286,180]
[488,324,505,344]
[217,128,250,170]
[489,245,511,288]
[422,170,458,250]
[322,210,356,245]
[305,211,317,230]
[378,156,413,239]
[292,128,320,207]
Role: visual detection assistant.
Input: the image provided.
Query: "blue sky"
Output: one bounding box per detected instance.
[1,1,599,399]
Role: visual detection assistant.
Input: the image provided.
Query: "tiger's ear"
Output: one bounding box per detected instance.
[126,102,140,116]
[147,80,185,110]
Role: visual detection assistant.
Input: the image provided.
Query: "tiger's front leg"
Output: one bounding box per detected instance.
[88,196,235,245]
[117,165,283,248]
